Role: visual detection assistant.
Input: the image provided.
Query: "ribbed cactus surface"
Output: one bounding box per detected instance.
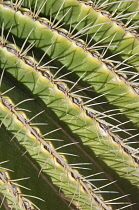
[0,0,139,209]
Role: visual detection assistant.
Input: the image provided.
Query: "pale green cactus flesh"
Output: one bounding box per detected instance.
[0,0,139,210]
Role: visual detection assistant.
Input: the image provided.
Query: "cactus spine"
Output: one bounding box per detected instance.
[0,0,139,209]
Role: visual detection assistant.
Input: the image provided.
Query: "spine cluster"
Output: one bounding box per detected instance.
[0,170,34,210]
[81,0,139,39]
[1,39,139,167]
[1,0,139,208]
[1,1,139,96]
[0,94,112,210]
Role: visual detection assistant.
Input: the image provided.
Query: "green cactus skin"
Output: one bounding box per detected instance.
[1,3,139,129]
[0,40,139,189]
[0,169,36,210]
[0,0,139,209]
[12,0,139,72]
[0,126,70,210]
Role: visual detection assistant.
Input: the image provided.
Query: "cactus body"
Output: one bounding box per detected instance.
[0,0,139,209]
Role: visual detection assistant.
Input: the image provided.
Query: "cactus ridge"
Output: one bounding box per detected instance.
[0,80,138,209]
[1,38,139,166]
[17,0,139,72]
[0,43,138,208]
[79,0,139,31]
[2,0,139,80]
[0,72,120,208]
[1,2,139,128]
[1,34,139,192]
[0,124,75,210]
[84,0,139,29]
[1,0,139,209]
[0,93,114,210]
[0,164,36,210]
[1,1,139,167]
[7,0,139,40]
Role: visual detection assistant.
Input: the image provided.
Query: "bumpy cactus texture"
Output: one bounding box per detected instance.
[0,0,139,209]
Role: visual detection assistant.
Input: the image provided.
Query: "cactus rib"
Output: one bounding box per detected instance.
[0,0,139,209]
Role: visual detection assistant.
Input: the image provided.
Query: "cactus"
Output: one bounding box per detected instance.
[0,0,139,209]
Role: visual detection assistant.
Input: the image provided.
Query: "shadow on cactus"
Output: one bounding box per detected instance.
[0,0,139,209]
